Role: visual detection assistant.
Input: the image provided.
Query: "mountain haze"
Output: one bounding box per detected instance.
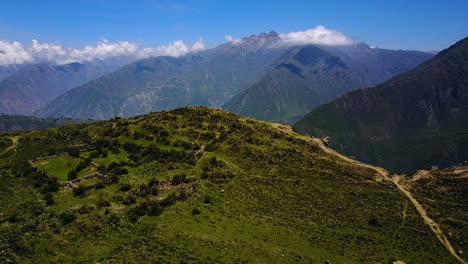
[0,115,90,131]
[0,63,110,115]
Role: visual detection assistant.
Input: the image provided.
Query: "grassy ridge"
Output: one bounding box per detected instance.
[0,107,457,263]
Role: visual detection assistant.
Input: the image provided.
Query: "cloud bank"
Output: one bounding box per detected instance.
[279,25,354,46]
[224,25,354,47]
[0,25,352,66]
[0,38,205,66]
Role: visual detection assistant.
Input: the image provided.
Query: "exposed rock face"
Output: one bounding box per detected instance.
[294,37,468,173]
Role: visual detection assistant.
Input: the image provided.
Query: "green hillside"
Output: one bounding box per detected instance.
[0,107,461,263]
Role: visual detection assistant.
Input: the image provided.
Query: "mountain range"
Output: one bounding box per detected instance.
[294,37,468,173]
[34,32,287,119]
[0,63,110,115]
[224,43,433,122]
[33,32,432,121]
[0,115,91,131]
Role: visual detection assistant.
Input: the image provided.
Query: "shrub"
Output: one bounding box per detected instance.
[68,170,78,181]
[123,142,140,154]
[178,191,188,200]
[107,213,120,227]
[76,158,91,172]
[89,151,100,159]
[67,148,80,158]
[72,186,86,197]
[160,193,178,207]
[59,212,77,225]
[119,183,132,192]
[97,199,111,208]
[146,202,163,216]
[368,218,382,227]
[97,165,106,173]
[122,195,136,205]
[110,146,120,154]
[112,167,128,175]
[172,173,187,185]
[128,205,146,223]
[203,196,212,204]
[148,177,159,186]
[44,180,60,193]
[150,186,159,196]
[159,130,169,137]
[205,143,218,152]
[95,181,105,189]
[78,205,94,214]
[44,193,54,206]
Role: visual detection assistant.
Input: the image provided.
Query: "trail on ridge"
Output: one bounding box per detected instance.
[307,137,467,264]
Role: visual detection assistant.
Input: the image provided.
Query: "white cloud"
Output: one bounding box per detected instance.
[136,38,205,58]
[0,38,205,66]
[0,40,34,65]
[224,35,242,45]
[279,25,354,46]
[0,25,354,66]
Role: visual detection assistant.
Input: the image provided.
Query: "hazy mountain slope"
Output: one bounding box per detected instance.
[0,63,109,115]
[294,37,468,173]
[0,65,25,81]
[35,32,287,120]
[0,107,459,263]
[224,43,433,122]
[0,115,91,131]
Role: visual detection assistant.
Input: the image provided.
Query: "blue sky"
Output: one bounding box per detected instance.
[0,0,467,51]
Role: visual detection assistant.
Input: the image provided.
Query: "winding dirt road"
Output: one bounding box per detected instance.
[311,137,467,264]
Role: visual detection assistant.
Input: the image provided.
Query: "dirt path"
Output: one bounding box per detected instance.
[310,137,467,264]
[0,136,19,157]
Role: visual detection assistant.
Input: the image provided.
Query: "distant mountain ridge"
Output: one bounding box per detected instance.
[0,63,111,115]
[223,43,434,122]
[0,114,91,131]
[293,37,468,172]
[35,31,433,121]
[35,31,288,120]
